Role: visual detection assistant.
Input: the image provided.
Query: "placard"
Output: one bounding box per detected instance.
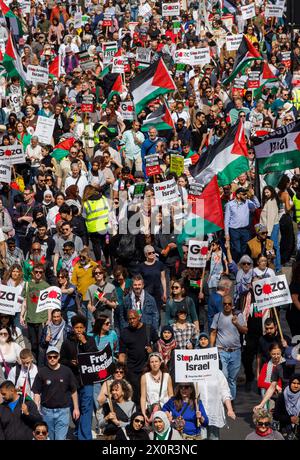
[154,178,179,205]
[241,4,255,20]
[74,12,82,29]
[170,154,184,176]
[102,12,112,27]
[27,65,49,84]
[175,348,219,382]
[188,182,203,201]
[102,41,118,65]
[36,286,62,313]
[34,116,55,144]
[187,240,209,268]
[136,47,151,64]
[0,284,19,315]
[232,77,245,96]
[281,51,291,69]
[190,47,210,66]
[253,275,292,311]
[138,2,152,18]
[112,56,125,74]
[78,51,95,70]
[162,2,180,17]
[0,163,11,183]
[174,49,191,65]
[133,183,146,200]
[20,0,30,14]
[247,71,261,89]
[265,4,284,18]
[226,34,243,51]
[145,154,161,177]
[0,145,26,165]
[78,344,114,385]
[81,94,94,113]
[120,101,134,120]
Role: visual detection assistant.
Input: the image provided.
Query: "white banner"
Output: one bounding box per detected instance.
[0,163,11,184]
[36,287,62,313]
[0,145,26,165]
[226,34,243,51]
[175,348,219,382]
[187,240,209,268]
[34,116,55,145]
[265,4,284,18]
[0,284,19,315]
[27,65,49,84]
[190,47,210,66]
[154,179,179,205]
[174,49,191,65]
[253,275,292,311]
[74,12,82,29]
[162,2,180,16]
[241,4,255,20]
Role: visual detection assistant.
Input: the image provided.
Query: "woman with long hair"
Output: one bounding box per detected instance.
[257,343,284,409]
[0,326,23,379]
[112,265,132,336]
[57,268,77,325]
[87,267,117,331]
[97,363,132,406]
[253,254,275,279]
[46,192,65,233]
[277,174,294,265]
[2,264,25,330]
[16,121,32,150]
[287,260,300,336]
[140,352,173,426]
[164,279,199,332]
[260,185,281,273]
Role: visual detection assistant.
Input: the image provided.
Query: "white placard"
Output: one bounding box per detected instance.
[20,0,30,13]
[112,56,125,73]
[175,348,219,382]
[27,65,49,84]
[36,286,62,313]
[154,178,179,205]
[226,34,243,51]
[102,41,118,65]
[253,275,292,311]
[120,101,135,120]
[265,4,284,18]
[74,12,82,29]
[162,2,180,17]
[241,4,255,20]
[187,240,209,268]
[136,47,151,64]
[34,116,55,145]
[0,163,11,183]
[0,145,26,165]
[190,47,211,66]
[0,284,19,315]
[174,49,191,65]
[138,2,152,17]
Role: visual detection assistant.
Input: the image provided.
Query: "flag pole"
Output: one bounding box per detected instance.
[273,307,284,341]
[21,366,30,413]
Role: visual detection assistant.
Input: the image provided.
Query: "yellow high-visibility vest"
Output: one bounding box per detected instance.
[293,194,300,223]
[292,88,300,111]
[84,197,109,233]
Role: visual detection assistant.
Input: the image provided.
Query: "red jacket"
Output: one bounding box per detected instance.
[257,363,282,390]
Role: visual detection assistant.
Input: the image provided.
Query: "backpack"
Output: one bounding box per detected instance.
[116,234,136,259]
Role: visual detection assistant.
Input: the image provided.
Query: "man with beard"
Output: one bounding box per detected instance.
[23,242,56,284]
[224,187,260,262]
[60,241,79,277]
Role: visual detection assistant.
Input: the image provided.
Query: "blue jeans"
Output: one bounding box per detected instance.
[73,385,94,440]
[219,349,241,400]
[229,227,250,263]
[81,301,94,334]
[41,406,70,440]
[271,223,281,272]
[131,6,138,21]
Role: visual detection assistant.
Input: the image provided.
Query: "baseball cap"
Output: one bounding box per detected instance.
[235,187,248,195]
[46,346,60,355]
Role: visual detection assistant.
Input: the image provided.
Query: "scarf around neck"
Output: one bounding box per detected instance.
[284,386,300,416]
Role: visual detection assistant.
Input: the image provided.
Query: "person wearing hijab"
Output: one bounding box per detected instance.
[149,411,182,440]
[273,374,300,439]
[42,190,55,215]
[115,412,149,440]
[157,326,176,378]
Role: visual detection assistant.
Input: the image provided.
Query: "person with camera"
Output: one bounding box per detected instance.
[273,374,300,440]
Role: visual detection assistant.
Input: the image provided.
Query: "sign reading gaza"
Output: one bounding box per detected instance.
[0,145,26,165]
[253,275,292,311]
[175,348,219,382]
[78,344,114,385]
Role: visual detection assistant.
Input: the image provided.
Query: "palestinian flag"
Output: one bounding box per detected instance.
[49,55,61,79]
[223,35,263,85]
[2,33,29,86]
[189,120,249,187]
[0,0,23,37]
[223,0,237,14]
[101,73,123,100]
[177,176,224,250]
[130,58,176,114]
[141,103,175,132]
[253,61,278,100]
[107,74,123,102]
[253,120,300,174]
[51,137,76,162]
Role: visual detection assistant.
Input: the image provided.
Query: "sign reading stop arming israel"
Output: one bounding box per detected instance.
[253,275,292,311]
[226,34,243,51]
[154,178,179,205]
[187,240,209,268]
[265,4,284,18]
[241,3,255,20]
[27,65,49,84]
[189,47,210,66]
[175,348,219,382]
[162,2,180,16]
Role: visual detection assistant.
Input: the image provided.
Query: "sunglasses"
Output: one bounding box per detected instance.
[242,262,251,265]
[260,232,268,235]
[35,430,48,435]
[104,321,110,325]
[34,270,43,274]
[47,355,59,360]
[180,385,191,389]
[172,286,180,290]
[147,251,155,255]
[224,302,232,306]
[134,419,145,425]
[256,422,270,427]
[57,275,65,278]
[115,370,124,374]
[62,228,70,232]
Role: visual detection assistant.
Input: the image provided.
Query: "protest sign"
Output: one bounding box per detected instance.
[162,2,180,16]
[34,116,55,144]
[81,94,94,113]
[0,163,11,184]
[36,287,62,313]
[232,78,245,96]
[247,71,261,89]
[190,47,210,66]
[187,240,209,268]
[112,56,125,73]
[170,154,184,176]
[120,101,134,120]
[27,65,49,84]
[0,145,26,165]
[78,51,95,70]
[145,154,161,177]
[226,34,243,51]
[138,2,152,18]
[241,4,255,20]
[188,182,203,201]
[265,4,284,18]
[175,348,219,382]
[172,20,181,34]
[102,12,112,27]
[154,178,179,205]
[20,0,31,14]
[133,183,146,200]
[136,47,151,64]
[292,71,300,87]
[103,41,118,65]
[74,12,82,29]
[78,344,114,385]
[253,275,292,311]
[174,49,191,65]
[0,284,20,315]
[281,51,291,69]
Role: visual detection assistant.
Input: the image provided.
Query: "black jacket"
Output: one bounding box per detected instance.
[273,392,293,430]
[0,398,42,440]
[60,333,97,387]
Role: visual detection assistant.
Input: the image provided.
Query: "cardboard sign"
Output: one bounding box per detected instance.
[175,348,219,382]
[0,284,20,315]
[187,240,209,268]
[190,47,210,66]
[170,154,184,176]
[27,65,49,84]
[265,4,284,18]
[281,51,291,69]
[232,77,245,96]
[253,275,292,311]
[78,51,95,70]
[172,20,181,33]
[136,47,151,64]
[188,182,203,201]
[34,116,55,145]
[154,178,179,205]
[0,163,11,184]
[78,344,114,385]
[81,94,94,113]
[174,49,191,65]
[241,4,255,20]
[145,154,161,176]
[248,71,261,89]
[0,145,26,165]
[74,12,82,29]
[133,183,146,200]
[103,41,118,65]
[36,287,62,313]
[102,13,112,27]
[162,2,180,16]
[120,101,134,120]
[112,56,125,74]
[226,34,243,51]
